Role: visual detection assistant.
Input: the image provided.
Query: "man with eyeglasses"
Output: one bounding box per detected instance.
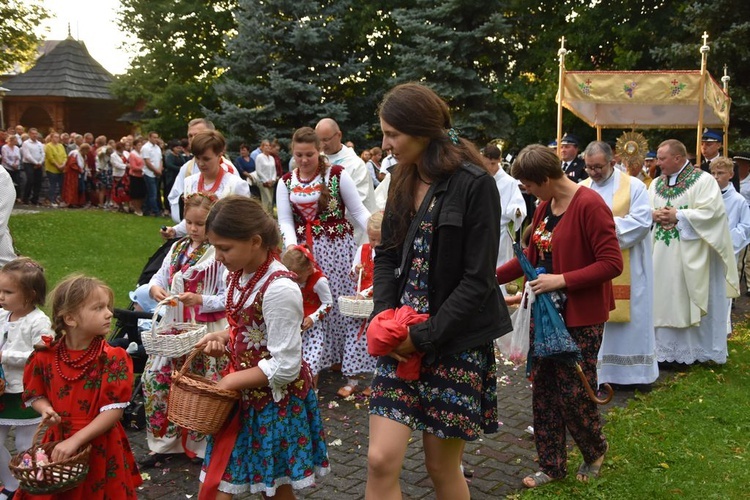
[579,141,657,388]
[315,118,377,244]
[649,139,738,366]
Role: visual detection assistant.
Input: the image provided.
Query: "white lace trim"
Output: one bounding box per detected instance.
[656,340,727,364]
[199,465,331,496]
[24,396,43,408]
[100,402,129,412]
[0,416,42,426]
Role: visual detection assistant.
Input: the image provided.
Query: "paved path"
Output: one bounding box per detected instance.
[129,339,660,499]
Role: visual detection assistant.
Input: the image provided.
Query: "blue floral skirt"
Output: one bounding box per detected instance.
[200,389,330,496]
[369,342,499,440]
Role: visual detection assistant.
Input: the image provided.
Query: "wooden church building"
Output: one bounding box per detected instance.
[2,36,130,138]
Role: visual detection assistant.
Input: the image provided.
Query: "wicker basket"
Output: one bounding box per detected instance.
[338,296,374,318]
[142,297,208,357]
[9,425,91,495]
[168,348,240,435]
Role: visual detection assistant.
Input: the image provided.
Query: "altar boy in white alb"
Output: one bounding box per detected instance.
[649,139,739,365]
[580,142,658,385]
[710,157,750,335]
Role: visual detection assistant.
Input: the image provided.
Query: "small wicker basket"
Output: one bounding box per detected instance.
[168,348,240,435]
[9,425,91,495]
[142,297,208,357]
[338,296,374,318]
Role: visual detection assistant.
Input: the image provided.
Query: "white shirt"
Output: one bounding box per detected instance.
[254,153,277,183]
[110,151,127,177]
[21,139,44,165]
[140,141,163,178]
[0,168,16,266]
[1,144,20,171]
[0,308,52,392]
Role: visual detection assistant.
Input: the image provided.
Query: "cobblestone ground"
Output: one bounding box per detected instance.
[128,347,647,499]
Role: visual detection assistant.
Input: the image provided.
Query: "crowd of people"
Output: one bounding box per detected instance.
[0,81,747,499]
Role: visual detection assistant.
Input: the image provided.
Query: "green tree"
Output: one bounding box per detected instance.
[0,1,49,74]
[211,0,381,151]
[389,0,513,144]
[111,0,236,139]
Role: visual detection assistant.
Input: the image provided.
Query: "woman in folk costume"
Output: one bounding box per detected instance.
[163,130,251,239]
[140,192,228,468]
[60,143,90,208]
[276,127,373,387]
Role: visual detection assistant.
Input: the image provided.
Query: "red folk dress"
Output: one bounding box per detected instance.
[19,341,142,499]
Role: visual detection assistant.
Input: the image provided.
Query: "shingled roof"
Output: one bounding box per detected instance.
[3,37,114,100]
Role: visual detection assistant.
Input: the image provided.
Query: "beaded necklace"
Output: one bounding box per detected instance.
[55,336,103,382]
[225,254,274,318]
[197,165,226,194]
[296,165,320,185]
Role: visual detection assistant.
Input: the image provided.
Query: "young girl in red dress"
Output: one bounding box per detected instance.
[19,275,141,499]
[196,196,329,499]
[281,245,332,389]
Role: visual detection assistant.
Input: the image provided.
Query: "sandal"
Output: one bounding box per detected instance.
[577,442,609,482]
[336,385,357,398]
[523,471,556,488]
[361,386,372,397]
[0,488,16,500]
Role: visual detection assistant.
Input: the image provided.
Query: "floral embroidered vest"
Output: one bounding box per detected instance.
[227,270,312,411]
[282,165,353,248]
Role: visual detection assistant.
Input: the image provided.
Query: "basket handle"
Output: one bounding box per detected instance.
[150,296,180,341]
[172,347,203,385]
[31,421,56,450]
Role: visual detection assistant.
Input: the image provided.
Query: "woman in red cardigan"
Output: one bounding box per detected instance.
[496,144,622,488]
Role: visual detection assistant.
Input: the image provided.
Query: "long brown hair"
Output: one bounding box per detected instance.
[291,127,331,213]
[379,83,484,247]
[207,196,280,249]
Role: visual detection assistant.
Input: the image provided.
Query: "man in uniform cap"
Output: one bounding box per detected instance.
[558,133,588,182]
[644,150,659,179]
[699,129,738,191]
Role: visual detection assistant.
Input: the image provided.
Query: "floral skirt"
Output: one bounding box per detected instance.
[200,389,330,497]
[369,342,499,440]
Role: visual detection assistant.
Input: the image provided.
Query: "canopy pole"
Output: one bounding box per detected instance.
[556,37,568,157]
[696,32,710,166]
[596,126,602,141]
[722,65,731,155]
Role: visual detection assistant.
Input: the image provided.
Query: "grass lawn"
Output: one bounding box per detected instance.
[513,325,750,499]
[8,208,750,498]
[9,208,170,309]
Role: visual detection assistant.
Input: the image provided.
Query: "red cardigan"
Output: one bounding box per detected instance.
[496,186,623,327]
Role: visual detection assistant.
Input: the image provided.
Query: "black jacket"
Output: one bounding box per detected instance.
[372,163,513,362]
[562,156,588,183]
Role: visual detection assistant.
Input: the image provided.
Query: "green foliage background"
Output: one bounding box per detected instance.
[113,0,750,153]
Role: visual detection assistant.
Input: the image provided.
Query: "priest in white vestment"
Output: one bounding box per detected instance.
[580,142,658,385]
[649,140,739,365]
[482,144,526,268]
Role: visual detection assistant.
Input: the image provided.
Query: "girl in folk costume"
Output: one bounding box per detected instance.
[281,246,332,389]
[141,192,228,468]
[351,211,384,299]
[0,259,51,500]
[276,127,373,394]
[335,212,383,398]
[197,196,329,500]
[163,130,251,240]
[19,275,142,499]
[60,144,90,208]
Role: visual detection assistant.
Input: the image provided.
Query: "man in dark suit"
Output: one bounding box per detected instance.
[700,129,739,190]
[559,133,588,182]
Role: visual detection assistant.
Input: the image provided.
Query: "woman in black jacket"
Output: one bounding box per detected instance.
[365,83,512,499]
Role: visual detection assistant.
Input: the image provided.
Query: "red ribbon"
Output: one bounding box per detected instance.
[198,407,240,500]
